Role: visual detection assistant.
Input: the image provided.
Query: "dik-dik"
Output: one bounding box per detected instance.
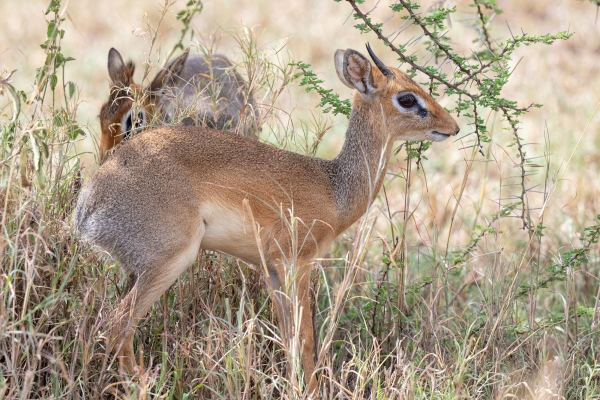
[99,47,259,162]
[75,45,459,395]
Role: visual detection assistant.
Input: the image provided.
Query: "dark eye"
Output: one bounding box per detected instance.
[398,94,416,108]
[123,113,133,140]
[121,109,146,141]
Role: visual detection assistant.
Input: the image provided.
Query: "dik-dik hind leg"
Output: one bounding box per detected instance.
[109,231,204,374]
[267,261,317,396]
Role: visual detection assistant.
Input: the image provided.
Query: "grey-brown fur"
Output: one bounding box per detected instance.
[155,54,260,137]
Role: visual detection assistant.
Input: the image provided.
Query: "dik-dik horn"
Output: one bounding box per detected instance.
[99,47,259,162]
[75,44,459,395]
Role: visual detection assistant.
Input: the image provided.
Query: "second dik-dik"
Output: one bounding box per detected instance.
[99,47,259,162]
[75,45,459,394]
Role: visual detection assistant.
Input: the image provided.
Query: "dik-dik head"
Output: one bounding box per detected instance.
[335,45,460,141]
[99,48,190,163]
[99,48,260,163]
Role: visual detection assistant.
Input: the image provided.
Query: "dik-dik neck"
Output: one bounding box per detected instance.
[327,101,394,232]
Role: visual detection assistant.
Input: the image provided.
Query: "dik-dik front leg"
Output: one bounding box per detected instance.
[267,261,317,396]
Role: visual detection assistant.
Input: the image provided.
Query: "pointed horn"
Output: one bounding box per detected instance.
[365,43,394,78]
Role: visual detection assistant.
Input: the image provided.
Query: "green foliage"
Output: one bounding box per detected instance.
[353,14,383,34]
[390,1,420,12]
[292,61,351,117]
[517,215,600,298]
[1,0,84,189]
[168,0,203,59]
[326,2,599,395]
[37,8,76,94]
[177,0,203,25]
[404,140,432,169]
[347,0,571,162]
[448,202,519,265]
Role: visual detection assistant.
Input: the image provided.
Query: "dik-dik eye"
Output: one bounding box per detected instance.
[397,94,416,109]
[394,93,428,117]
[121,109,147,140]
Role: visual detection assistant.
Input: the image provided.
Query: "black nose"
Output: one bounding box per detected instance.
[454,126,460,135]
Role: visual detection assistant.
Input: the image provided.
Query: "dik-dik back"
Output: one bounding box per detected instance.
[99,48,259,162]
[157,54,259,134]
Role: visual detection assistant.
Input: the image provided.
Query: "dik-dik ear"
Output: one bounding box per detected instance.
[334,49,353,89]
[334,48,377,96]
[148,48,190,94]
[107,48,134,85]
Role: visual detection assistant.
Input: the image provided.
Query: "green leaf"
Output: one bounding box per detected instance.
[36,168,46,189]
[46,21,57,40]
[49,74,58,91]
[55,53,64,67]
[294,61,351,117]
[45,0,60,15]
[37,135,49,158]
[67,81,76,99]
[68,125,85,140]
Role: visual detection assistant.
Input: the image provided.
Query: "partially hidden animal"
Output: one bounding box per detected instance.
[99,47,259,162]
[75,45,459,395]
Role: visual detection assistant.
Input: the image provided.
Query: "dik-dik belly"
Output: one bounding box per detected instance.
[199,202,263,265]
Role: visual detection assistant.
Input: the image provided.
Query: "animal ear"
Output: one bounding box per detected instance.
[334,49,376,95]
[334,50,354,90]
[169,47,189,77]
[148,48,190,93]
[107,48,126,83]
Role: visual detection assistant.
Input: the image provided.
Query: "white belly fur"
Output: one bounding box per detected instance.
[199,202,262,265]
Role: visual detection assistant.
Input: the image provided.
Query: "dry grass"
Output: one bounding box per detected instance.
[2,0,600,398]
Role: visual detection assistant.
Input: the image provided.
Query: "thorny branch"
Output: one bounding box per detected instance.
[475,2,494,51]
[505,112,529,229]
[344,0,571,230]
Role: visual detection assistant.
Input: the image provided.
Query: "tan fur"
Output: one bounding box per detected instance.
[99,48,259,163]
[75,47,459,396]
